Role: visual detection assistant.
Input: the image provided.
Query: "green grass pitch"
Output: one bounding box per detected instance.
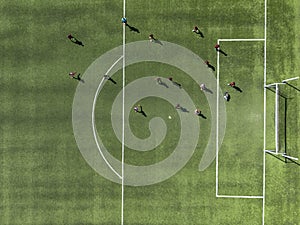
[0,0,299,224]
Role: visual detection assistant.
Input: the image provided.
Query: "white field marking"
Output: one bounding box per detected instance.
[275,84,279,153]
[92,77,122,179]
[282,76,299,83]
[216,39,265,198]
[105,55,123,75]
[265,150,299,161]
[217,195,264,199]
[265,82,284,87]
[121,0,126,224]
[216,39,220,197]
[282,154,298,161]
[262,144,266,225]
[218,39,265,42]
[263,0,267,224]
[216,3,268,225]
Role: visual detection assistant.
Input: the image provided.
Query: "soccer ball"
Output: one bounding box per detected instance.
[168,116,172,119]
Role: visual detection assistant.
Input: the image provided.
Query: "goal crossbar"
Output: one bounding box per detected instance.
[282,76,299,83]
[265,150,298,161]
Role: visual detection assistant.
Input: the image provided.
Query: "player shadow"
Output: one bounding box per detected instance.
[205,61,215,71]
[138,106,147,117]
[75,40,84,46]
[173,81,182,88]
[73,73,84,83]
[195,31,204,38]
[139,110,147,117]
[198,31,204,38]
[233,86,243,92]
[169,78,182,88]
[159,81,169,88]
[126,24,140,33]
[175,104,189,113]
[207,64,215,71]
[197,112,207,119]
[68,35,84,46]
[153,39,163,45]
[104,75,117,84]
[203,87,213,94]
[108,77,117,84]
[217,49,227,56]
[284,82,300,92]
[180,107,189,113]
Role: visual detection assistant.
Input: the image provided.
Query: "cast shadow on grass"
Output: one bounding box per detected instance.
[153,39,163,45]
[284,82,300,92]
[197,31,204,38]
[73,73,85,83]
[140,110,147,117]
[205,61,215,71]
[197,113,207,119]
[180,107,189,113]
[266,151,300,166]
[285,158,300,166]
[207,64,215,71]
[126,24,140,33]
[203,87,213,94]
[217,49,228,56]
[158,81,169,88]
[233,86,243,92]
[173,81,182,88]
[138,105,147,117]
[104,75,117,84]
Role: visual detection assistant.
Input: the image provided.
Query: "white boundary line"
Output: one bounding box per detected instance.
[216,39,220,197]
[121,0,126,224]
[262,0,267,224]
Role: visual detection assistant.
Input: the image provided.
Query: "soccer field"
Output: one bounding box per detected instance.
[1,0,299,224]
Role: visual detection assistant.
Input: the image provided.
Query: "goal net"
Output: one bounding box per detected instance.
[265,77,299,161]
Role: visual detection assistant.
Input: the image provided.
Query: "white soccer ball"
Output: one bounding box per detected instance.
[168,116,172,119]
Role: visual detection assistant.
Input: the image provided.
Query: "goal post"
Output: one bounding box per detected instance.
[264,83,283,154]
[265,77,299,161]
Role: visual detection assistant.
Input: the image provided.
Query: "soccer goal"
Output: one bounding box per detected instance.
[265,77,299,161]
